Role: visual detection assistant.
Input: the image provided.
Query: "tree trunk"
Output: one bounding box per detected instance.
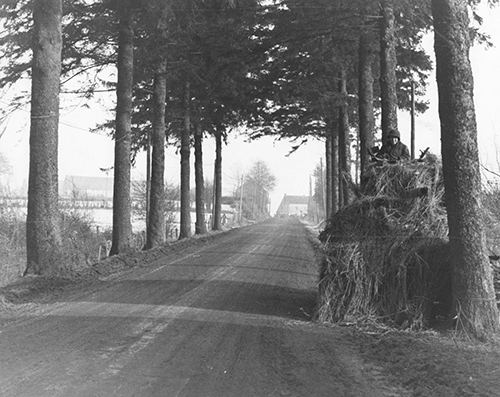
[179,80,191,239]
[194,120,207,234]
[146,59,166,249]
[354,133,360,184]
[110,1,133,255]
[358,32,375,179]
[212,130,222,231]
[410,81,416,160]
[25,0,63,275]
[145,132,151,233]
[325,133,332,218]
[432,0,499,339]
[329,118,339,214]
[379,0,398,142]
[319,158,325,218]
[338,67,350,207]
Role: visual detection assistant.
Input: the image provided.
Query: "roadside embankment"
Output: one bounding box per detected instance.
[0,225,244,305]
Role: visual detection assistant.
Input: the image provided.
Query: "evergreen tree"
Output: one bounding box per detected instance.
[146,1,169,249]
[432,0,499,339]
[25,0,63,274]
[110,0,134,255]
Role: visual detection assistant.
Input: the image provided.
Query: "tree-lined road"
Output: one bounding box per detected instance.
[0,219,403,396]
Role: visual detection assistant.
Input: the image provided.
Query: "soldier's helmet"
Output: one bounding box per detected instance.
[387,129,400,140]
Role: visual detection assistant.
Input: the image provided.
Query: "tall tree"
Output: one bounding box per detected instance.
[325,135,333,217]
[313,161,326,221]
[110,0,134,255]
[328,118,339,214]
[25,0,63,275]
[146,2,168,249]
[212,128,223,231]
[379,0,399,142]
[179,80,192,239]
[338,66,350,207]
[194,118,207,234]
[145,71,166,248]
[358,32,375,179]
[432,0,499,339]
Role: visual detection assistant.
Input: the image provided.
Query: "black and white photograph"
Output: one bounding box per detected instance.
[1,0,500,395]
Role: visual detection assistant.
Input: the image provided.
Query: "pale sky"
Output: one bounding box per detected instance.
[1,6,500,213]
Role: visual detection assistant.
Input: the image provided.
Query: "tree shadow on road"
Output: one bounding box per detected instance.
[57,279,317,322]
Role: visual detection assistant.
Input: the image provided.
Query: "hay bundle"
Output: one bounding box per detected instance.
[318,158,452,328]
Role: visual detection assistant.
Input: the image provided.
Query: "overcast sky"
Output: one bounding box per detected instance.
[1,6,500,213]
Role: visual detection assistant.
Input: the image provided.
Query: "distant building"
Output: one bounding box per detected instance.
[276,194,310,217]
[62,176,114,199]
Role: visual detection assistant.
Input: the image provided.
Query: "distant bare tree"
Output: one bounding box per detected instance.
[242,160,276,220]
[132,181,179,239]
[0,152,10,176]
[0,152,12,194]
[246,160,276,191]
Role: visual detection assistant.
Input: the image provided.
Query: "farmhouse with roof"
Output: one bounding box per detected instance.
[276,194,310,217]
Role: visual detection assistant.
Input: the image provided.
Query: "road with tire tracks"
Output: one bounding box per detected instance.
[0,218,406,396]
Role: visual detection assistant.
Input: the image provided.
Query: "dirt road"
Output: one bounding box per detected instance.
[0,218,404,397]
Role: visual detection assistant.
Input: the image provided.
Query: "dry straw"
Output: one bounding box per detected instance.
[318,156,453,329]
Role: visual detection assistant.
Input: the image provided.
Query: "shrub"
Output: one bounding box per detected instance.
[0,209,26,287]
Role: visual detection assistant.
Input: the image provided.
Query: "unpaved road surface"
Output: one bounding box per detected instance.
[0,218,404,396]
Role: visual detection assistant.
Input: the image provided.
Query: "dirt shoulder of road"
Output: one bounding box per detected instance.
[0,227,239,307]
[346,325,500,397]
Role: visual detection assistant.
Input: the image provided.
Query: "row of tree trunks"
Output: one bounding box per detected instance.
[25,0,63,275]
[432,0,499,339]
[110,0,134,256]
[26,0,497,341]
[324,67,351,217]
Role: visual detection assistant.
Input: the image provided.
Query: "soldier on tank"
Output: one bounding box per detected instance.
[377,128,410,162]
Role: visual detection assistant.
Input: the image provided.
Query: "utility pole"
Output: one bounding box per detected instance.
[410,80,416,160]
[239,175,244,224]
[309,175,313,222]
